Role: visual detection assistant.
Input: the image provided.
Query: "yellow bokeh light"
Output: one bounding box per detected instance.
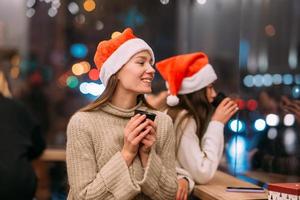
[72,63,85,76]
[80,61,91,73]
[10,66,20,79]
[83,0,96,12]
[111,31,122,39]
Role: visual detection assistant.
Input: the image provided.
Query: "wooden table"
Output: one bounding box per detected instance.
[193,171,268,200]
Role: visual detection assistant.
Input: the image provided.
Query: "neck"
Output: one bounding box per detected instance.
[110,87,138,109]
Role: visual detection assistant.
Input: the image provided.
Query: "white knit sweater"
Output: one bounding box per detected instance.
[66,101,178,200]
[174,110,224,190]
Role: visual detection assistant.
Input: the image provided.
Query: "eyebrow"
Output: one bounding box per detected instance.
[134,56,152,63]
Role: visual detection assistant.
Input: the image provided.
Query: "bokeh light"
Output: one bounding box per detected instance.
[267,128,278,140]
[283,114,295,127]
[83,0,96,12]
[254,119,266,131]
[266,114,280,126]
[292,86,300,99]
[68,2,79,15]
[66,76,79,88]
[88,69,100,81]
[229,119,245,133]
[70,43,88,58]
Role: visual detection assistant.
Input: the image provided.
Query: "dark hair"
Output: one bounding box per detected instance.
[81,74,154,112]
[167,88,213,142]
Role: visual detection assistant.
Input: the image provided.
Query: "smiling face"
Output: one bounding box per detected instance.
[206,83,217,103]
[116,50,155,95]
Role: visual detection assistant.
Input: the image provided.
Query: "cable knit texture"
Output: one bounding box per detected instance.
[66,101,177,200]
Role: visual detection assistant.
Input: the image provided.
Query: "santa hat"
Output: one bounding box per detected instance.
[156,52,217,106]
[94,28,155,86]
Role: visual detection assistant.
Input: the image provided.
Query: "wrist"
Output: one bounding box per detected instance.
[121,149,135,166]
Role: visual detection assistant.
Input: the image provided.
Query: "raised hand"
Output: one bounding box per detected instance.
[211,97,239,124]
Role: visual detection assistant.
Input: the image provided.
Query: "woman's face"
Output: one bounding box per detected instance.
[117,50,155,95]
[206,83,217,103]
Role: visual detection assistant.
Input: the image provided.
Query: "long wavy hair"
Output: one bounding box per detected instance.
[81,74,153,112]
[167,88,213,141]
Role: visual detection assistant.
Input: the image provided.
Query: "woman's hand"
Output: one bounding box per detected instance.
[139,119,157,167]
[122,114,153,166]
[176,178,189,200]
[211,97,239,124]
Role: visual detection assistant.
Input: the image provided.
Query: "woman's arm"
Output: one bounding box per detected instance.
[177,118,224,184]
[66,113,140,200]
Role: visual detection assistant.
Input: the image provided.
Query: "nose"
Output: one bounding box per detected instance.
[146,63,155,74]
[212,88,217,98]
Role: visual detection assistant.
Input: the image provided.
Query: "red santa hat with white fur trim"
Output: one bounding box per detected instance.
[94,28,155,86]
[156,52,217,106]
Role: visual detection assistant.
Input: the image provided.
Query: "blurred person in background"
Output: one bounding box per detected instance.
[0,67,46,199]
[66,28,178,200]
[250,91,300,176]
[156,52,238,200]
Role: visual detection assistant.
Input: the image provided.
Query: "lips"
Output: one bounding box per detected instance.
[141,77,153,83]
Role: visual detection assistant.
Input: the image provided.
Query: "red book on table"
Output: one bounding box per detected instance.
[268,183,300,195]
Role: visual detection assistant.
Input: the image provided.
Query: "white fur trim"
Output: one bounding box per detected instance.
[99,38,155,86]
[167,95,180,106]
[179,64,217,94]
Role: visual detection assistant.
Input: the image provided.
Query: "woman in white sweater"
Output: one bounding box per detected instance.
[156,52,239,200]
[66,28,178,200]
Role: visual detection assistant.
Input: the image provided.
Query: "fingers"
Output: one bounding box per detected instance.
[176,187,187,200]
[132,126,152,145]
[127,114,147,131]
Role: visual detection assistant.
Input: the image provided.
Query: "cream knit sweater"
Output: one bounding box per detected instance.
[66,101,178,200]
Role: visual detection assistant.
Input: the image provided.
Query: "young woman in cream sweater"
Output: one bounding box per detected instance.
[66,28,178,200]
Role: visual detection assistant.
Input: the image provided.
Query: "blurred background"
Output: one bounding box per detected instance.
[0,0,300,199]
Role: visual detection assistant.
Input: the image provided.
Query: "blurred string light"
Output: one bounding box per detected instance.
[227,136,248,174]
[283,114,295,126]
[288,49,298,69]
[68,2,80,15]
[253,74,263,87]
[272,74,282,85]
[70,43,88,58]
[283,74,293,85]
[79,82,105,96]
[196,0,207,5]
[27,0,36,8]
[88,68,100,81]
[48,7,58,17]
[284,128,296,154]
[241,73,300,87]
[27,0,61,18]
[243,75,254,87]
[292,86,300,99]
[66,76,79,88]
[229,119,245,133]
[83,0,96,12]
[72,61,90,76]
[267,128,278,140]
[295,75,300,85]
[254,119,266,131]
[236,99,245,110]
[26,8,36,18]
[263,74,272,87]
[246,99,257,111]
[160,0,170,5]
[266,114,279,127]
[75,14,86,24]
[265,24,276,37]
[95,20,104,31]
